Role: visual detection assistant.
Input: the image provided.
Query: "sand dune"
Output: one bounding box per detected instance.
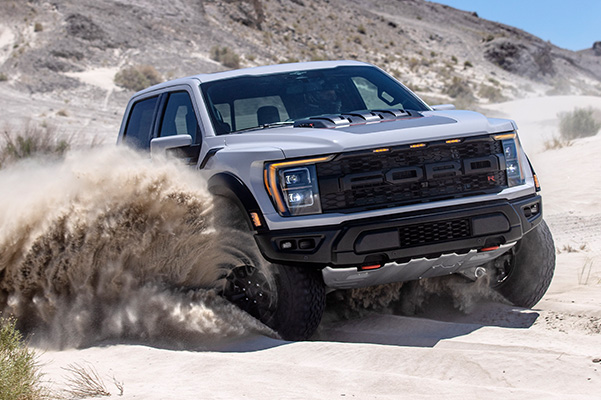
[25,95,601,399]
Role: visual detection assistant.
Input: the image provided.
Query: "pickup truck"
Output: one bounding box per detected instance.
[117,60,555,340]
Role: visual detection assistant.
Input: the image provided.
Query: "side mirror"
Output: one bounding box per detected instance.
[431,104,456,111]
[150,135,193,157]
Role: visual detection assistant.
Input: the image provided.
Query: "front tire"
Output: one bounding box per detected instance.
[214,196,325,340]
[223,263,325,341]
[490,220,556,308]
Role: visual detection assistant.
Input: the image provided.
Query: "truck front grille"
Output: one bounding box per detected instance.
[399,218,471,248]
[317,136,505,213]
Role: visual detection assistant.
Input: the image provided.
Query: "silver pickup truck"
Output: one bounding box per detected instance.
[117,60,555,340]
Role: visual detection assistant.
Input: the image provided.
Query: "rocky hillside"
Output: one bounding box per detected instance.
[0,0,600,139]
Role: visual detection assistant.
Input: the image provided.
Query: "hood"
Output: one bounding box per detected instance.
[222,110,516,159]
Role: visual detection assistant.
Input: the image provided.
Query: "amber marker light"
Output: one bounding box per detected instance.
[445,139,462,144]
[493,133,516,140]
[410,143,426,149]
[250,212,262,228]
[533,174,541,191]
[372,148,390,153]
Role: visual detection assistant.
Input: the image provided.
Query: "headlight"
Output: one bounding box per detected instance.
[494,133,525,187]
[265,156,333,216]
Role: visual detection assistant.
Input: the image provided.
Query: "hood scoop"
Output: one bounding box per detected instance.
[293,109,422,129]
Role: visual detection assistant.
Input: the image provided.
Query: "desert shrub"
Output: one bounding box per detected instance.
[478,84,506,103]
[34,22,43,32]
[444,77,474,99]
[0,316,48,400]
[114,65,163,92]
[558,107,601,140]
[543,135,572,151]
[443,77,475,109]
[0,73,7,82]
[210,46,240,69]
[0,123,70,168]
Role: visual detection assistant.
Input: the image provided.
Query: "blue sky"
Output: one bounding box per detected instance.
[433,0,600,51]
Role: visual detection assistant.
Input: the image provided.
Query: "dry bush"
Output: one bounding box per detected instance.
[478,84,506,103]
[210,46,241,69]
[543,135,572,151]
[558,107,601,140]
[443,76,475,109]
[0,316,49,400]
[61,363,122,398]
[0,123,71,168]
[114,65,163,92]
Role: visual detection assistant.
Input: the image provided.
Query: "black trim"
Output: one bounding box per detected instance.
[254,195,542,267]
[208,173,268,232]
[199,147,223,169]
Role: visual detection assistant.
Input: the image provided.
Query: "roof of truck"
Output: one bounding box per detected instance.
[135,60,372,96]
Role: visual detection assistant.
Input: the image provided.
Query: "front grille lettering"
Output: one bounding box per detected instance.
[317,137,506,212]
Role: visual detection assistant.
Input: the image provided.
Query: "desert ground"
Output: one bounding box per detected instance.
[1,94,598,399]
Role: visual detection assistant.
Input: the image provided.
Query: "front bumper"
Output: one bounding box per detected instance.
[255,194,542,268]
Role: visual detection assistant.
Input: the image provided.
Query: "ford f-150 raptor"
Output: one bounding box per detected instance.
[117,60,555,340]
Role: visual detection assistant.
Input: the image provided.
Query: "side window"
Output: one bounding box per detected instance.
[123,96,159,149]
[159,91,199,142]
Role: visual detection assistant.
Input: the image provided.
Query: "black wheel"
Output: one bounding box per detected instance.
[214,196,325,340]
[223,262,325,341]
[490,220,556,308]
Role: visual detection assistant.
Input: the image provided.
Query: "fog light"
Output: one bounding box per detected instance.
[281,241,295,250]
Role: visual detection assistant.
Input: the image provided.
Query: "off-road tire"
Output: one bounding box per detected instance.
[492,220,555,308]
[269,264,325,340]
[223,262,325,341]
[215,196,326,340]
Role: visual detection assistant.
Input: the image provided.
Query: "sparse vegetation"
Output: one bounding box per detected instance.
[0,316,49,400]
[210,46,241,69]
[478,84,506,103]
[0,123,71,168]
[543,135,572,151]
[443,76,475,107]
[34,22,43,32]
[114,64,163,92]
[62,363,122,398]
[0,73,7,82]
[558,107,601,140]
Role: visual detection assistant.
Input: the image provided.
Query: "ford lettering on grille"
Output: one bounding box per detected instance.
[317,136,507,212]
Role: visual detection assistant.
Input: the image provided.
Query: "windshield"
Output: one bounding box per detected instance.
[200,65,430,135]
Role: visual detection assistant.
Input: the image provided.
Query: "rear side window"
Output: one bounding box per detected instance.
[123,96,159,149]
[159,91,199,142]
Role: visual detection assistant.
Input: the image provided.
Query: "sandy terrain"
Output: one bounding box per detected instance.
[17,95,601,399]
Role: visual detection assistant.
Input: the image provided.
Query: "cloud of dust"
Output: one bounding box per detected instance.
[329,274,508,319]
[0,147,272,349]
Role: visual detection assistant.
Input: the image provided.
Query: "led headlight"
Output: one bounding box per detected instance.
[494,133,525,187]
[265,156,333,216]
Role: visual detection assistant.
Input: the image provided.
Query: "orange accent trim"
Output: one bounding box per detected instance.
[359,265,382,271]
[493,133,516,140]
[480,246,500,252]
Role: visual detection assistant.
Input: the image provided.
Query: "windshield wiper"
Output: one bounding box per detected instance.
[234,121,295,134]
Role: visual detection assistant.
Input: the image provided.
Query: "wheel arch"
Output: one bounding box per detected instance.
[208,172,268,232]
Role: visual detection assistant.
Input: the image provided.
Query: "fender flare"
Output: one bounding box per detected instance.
[207,173,268,232]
